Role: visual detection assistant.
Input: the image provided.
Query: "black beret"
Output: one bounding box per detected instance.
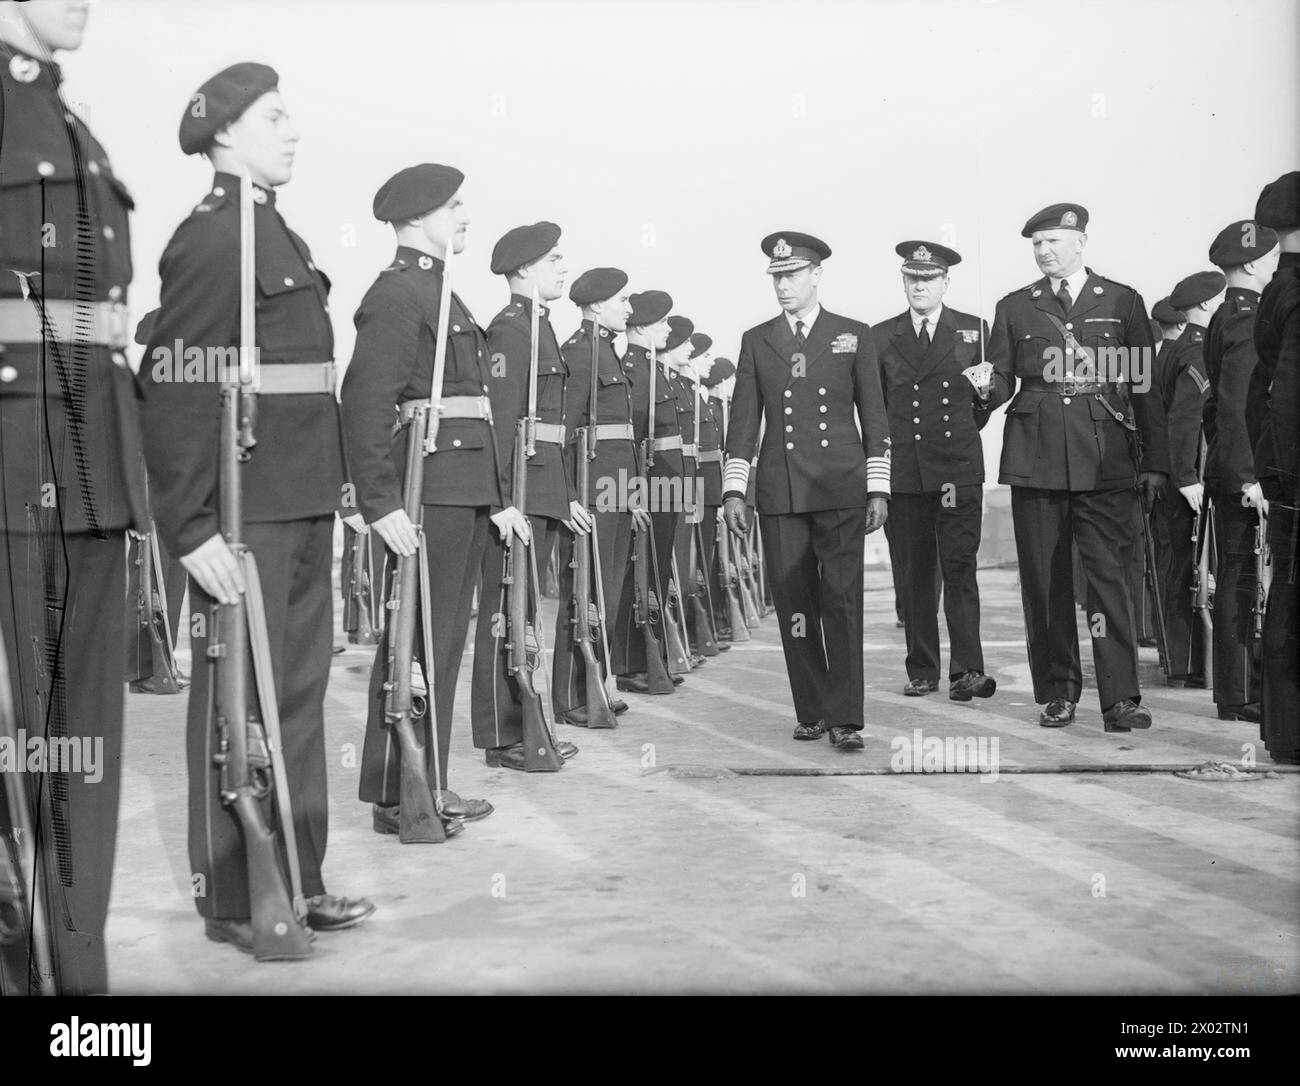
[373,163,464,223]
[1253,171,1300,230]
[627,289,673,326]
[702,358,735,387]
[179,62,279,156]
[1021,202,1088,237]
[665,315,695,352]
[1169,270,1227,310]
[689,332,713,358]
[762,231,831,273]
[896,240,961,277]
[569,267,628,306]
[1209,220,1278,268]
[491,221,561,276]
[1151,297,1181,325]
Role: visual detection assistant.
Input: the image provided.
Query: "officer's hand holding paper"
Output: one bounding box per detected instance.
[963,360,994,399]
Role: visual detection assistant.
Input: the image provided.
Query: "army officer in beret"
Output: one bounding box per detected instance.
[986,203,1170,733]
[469,222,585,768]
[872,241,996,702]
[342,163,516,835]
[141,62,375,952]
[724,232,891,750]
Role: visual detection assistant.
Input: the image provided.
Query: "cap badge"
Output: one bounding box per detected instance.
[252,187,268,205]
[773,238,793,259]
[9,55,39,83]
[912,245,932,262]
[1093,285,1104,294]
[418,256,433,270]
[1031,289,1042,298]
[1061,210,1078,227]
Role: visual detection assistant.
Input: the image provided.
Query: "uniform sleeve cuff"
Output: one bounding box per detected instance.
[866,456,891,495]
[723,456,751,495]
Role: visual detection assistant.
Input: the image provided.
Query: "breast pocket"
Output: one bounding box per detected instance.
[256,270,316,352]
[1015,333,1055,378]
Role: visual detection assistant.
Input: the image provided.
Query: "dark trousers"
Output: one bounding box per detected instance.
[471,515,556,749]
[1010,486,1141,709]
[1156,485,1204,679]
[186,516,333,920]
[890,486,985,682]
[1261,505,1298,762]
[553,507,631,714]
[0,531,125,995]
[1211,491,1263,708]
[619,509,679,675]
[360,505,488,801]
[759,507,866,726]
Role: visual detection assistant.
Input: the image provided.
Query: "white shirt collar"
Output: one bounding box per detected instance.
[911,304,943,334]
[785,303,820,337]
[1049,266,1089,303]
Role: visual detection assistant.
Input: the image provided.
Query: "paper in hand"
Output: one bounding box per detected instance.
[962,361,993,394]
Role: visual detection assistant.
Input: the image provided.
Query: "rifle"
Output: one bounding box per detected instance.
[1139,492,1171,678]
[715,507,750,642]
[568,314,618,727]
[736,526,764,627]
[342,523,380,645]
[210,171,312,958]
[0,629,57,995]
[687,366,718,656]
[753,512,772,611]
[633,340,676,692]
[380,239,457,843]
[1191,496,1215,686]
[504,289,564,769]
[664,552,693,674]
[1253,507,1271,643]
[127,524,184,693]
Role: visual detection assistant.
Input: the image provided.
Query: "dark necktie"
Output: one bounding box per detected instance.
[917,318,930,351]
[794,319,806,348]
[1056,279,1072,316]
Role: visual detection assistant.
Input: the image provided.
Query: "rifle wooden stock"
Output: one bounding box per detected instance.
[1140,498,1171,679]
[383,407,446,843]
[1192,499,1215,686]
[508,419,563,770]
[664,552,692,674]
[126,529,184,693]
[343,526,379,646]
[689,521,719,655]
[736,532,763,627]
[571,426,617,728]
[716,515,751,642]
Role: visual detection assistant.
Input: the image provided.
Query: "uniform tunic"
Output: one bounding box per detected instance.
[986,270,1169,711]
[0,43,144,993]
[139,172,344,922]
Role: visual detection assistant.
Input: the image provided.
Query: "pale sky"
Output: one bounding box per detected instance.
[48,0,1300,476]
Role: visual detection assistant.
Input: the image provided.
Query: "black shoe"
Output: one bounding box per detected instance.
[949,671,997,701]
[1039,699,1076,727]
[439,789,493,822]
[672,674,685,686]
[616,674,650,694]
[485,743,528,770]
[1103,699,1151,732]
[372,803,463,838]
[792,721,825,741]
[716,642,731,652]
[612,699,629,715]
[204,917,256,955]
[1217,703,1261,723]
[827,725,864,751]
[903,678,939,697]
[306,893,376,932]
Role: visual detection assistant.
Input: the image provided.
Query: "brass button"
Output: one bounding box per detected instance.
[37,161,54,176]
[786,441,794,450]
[452,439,462,448]
[784,390,792,398]
[1063,396,1072,404]
[913,417,920,424]
[914,434,921,441]
[102,226,115,240]
[821,439,829,447]
[283,276,294,286]
[785,406,792,414]
[785,424,793,432]
[0,366,17,383]
[944,430,951,438]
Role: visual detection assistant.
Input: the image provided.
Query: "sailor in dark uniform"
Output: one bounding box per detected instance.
[0,0,145,994]
[470,222,585,768]
[1204,221,1279,722]
[140,64,374,951]
[554,269,638,723]
[871,241,995,701]
[1156,270,1228,687]
[340,164,509,833]
[723,232,891,749]
[1246,171,1300,765]
[985,204,1169,732]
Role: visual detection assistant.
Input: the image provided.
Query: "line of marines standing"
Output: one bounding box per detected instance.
[1,4,1296,993]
